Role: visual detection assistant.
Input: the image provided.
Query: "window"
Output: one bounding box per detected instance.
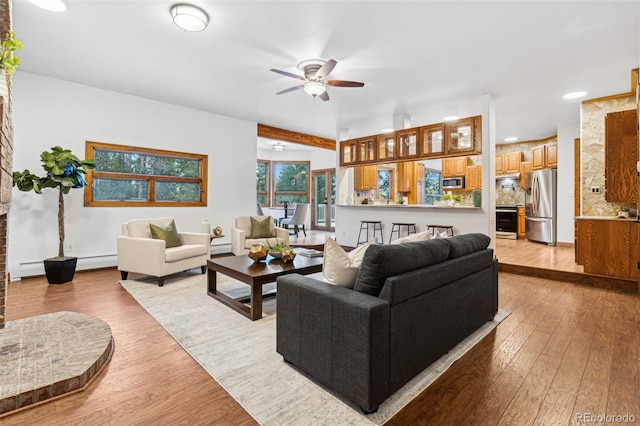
[272,161,309,205]
[377,167,394,201]
[424,168,442,205]
[256,160,269,206]
[85,141,208,207]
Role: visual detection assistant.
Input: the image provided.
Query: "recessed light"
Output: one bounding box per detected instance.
[563,91,587,100]
[27,0,67,12]
[443,115,459,122]
[504,137,519,142]
[380,128,394,134]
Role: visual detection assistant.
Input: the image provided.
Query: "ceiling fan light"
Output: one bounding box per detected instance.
[273,142,285,151]
[303,82,326,97]
[171,4,209,32]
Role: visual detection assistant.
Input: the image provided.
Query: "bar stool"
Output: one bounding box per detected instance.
[389,223,417,242]
[426,224,454,237]
[357,221,384,245]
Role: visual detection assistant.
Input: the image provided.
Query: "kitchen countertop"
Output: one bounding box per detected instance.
[336,204,481,209]
[575,216,639,221]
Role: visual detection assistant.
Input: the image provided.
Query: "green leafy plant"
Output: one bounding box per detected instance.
[452,194,464,203]
[0,31,23,75]
[13,146,95,258]
[441,194,453,201]
[268,241,292,252]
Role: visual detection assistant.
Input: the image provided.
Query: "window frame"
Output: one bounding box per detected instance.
[256,159,270,207]
[84,141,208,207]
[271,160,310,206]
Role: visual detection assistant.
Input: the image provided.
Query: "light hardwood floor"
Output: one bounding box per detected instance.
[5,263,640,424]
[494,238,584,274]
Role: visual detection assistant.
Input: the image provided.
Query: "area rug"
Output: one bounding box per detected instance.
[121,272,509,425]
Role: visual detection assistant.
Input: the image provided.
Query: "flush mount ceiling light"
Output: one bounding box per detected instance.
[171,4,209,32]
[27,0,67,12]
[303,81,327,98]
[504,137,519,142]
[563,91,587,100]
[273,142,285,152]
[443,115,459,122]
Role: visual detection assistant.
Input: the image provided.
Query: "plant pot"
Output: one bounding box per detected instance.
[43,256,78,284]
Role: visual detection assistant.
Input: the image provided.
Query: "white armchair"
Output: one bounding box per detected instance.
[231,215,290,256]
[117,217,210,287]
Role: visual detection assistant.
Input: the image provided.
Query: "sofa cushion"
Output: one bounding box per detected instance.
[445,233,491,259]
[353,239,450,297]
[250,216,273,238]
[165,244,206,262]
[149,219,182,248]
[322,238,377,288]
[390,230,432,244]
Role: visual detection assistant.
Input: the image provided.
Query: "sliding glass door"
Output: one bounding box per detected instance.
[311,169,335,231]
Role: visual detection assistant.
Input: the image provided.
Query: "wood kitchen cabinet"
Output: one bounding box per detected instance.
[517,207,526,239]
[605,109,638,203]
[520,161,532,189]
[396,128,419,159]
[495,153,505,174]
[377,133,395,161]
[340,140,358,166]
[465,165,482,190]
[397,162,413,192]
[420,124,444,156]
[445,117,478,154]
[505,152,522,173]
[357,136,377,164]
[443,157,469,177]
[532,143,557,170]
[532,145,545,170]
[354,165,378,190]
[575,218,638,281]
[407,163,425,204]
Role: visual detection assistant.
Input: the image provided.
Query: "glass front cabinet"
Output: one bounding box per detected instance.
[420,124,444,156]
[340,140,358,166]
[396,128,419,159]
[357,136,377,163]
[445,117,480,154]
[377,133,395,162]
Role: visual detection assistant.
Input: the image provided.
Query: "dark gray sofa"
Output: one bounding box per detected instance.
[276,233,498,413]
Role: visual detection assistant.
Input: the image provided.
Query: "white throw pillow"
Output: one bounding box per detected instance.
[322,237,378,288]
[390,229,432,244]
[433,230,450,239]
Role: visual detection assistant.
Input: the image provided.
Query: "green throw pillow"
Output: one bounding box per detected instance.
[250,216,272,238]
[149,219,182,248]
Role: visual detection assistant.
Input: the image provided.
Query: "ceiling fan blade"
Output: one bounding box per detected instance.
[270,69,305,81]
[319,91,330,102]
[315,59,337,80]
[327,80,365,88]
[276,85,304,95]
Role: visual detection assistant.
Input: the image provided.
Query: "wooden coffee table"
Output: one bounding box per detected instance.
[207,255,323,320]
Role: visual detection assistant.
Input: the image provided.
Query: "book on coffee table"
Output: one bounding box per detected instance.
[296,248,323,258]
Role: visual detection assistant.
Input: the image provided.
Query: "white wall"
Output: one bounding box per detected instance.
[557,119,580,243]
[10,73,257,279]
[257,147,335,171]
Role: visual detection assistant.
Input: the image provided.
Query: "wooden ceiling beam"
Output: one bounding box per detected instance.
[258,124,336,151]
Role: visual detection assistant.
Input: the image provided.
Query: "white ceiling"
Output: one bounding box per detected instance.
[12,1,639,145]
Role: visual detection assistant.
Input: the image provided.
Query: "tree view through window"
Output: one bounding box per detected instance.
[85,141,207,207]
[424,168,442,205]
[273,161,309,205]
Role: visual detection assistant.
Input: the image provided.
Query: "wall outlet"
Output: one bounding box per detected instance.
[591,186,600,193]
[65,243,73,253]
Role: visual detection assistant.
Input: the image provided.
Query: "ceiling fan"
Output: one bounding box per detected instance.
[270,59,364,102]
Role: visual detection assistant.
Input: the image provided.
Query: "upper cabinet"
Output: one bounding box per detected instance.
[340,140,358,166]
[358,136,377,164]
[520,161,532,189]
[377,134,395,162]
[396,128,419,160]
[444,117,481,155]
[605,109,638,202]
[420,124,444,157]
[465,165,482,190]
[495,153,505,174]
[443,157,469,177]
[532,143,557,170]
[338,115,482,166]
[505,151,522,173]
[354,165,378,191]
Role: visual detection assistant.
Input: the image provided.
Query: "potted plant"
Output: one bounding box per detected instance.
[618,207,630,219]
[0,30,23,98]
[13,146,95,284]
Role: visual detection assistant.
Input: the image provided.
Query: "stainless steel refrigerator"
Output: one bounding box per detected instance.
[525,168,557,245]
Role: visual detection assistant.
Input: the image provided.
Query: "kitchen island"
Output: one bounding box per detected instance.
[335,204,490,246]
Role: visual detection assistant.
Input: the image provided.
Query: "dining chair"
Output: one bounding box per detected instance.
[279,203,309,237]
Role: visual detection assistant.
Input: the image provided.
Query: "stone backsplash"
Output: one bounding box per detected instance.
[581,95,636,216]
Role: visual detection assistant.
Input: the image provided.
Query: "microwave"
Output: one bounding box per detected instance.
[442,177,464,189]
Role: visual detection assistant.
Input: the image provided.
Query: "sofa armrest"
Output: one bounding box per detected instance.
[117,236,166,272]
[231,227,246,255]
[274,227,290,245]
[180,231,209,247]
[276,274,390,413]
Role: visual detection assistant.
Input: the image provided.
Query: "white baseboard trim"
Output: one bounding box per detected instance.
[11,244,232,281]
